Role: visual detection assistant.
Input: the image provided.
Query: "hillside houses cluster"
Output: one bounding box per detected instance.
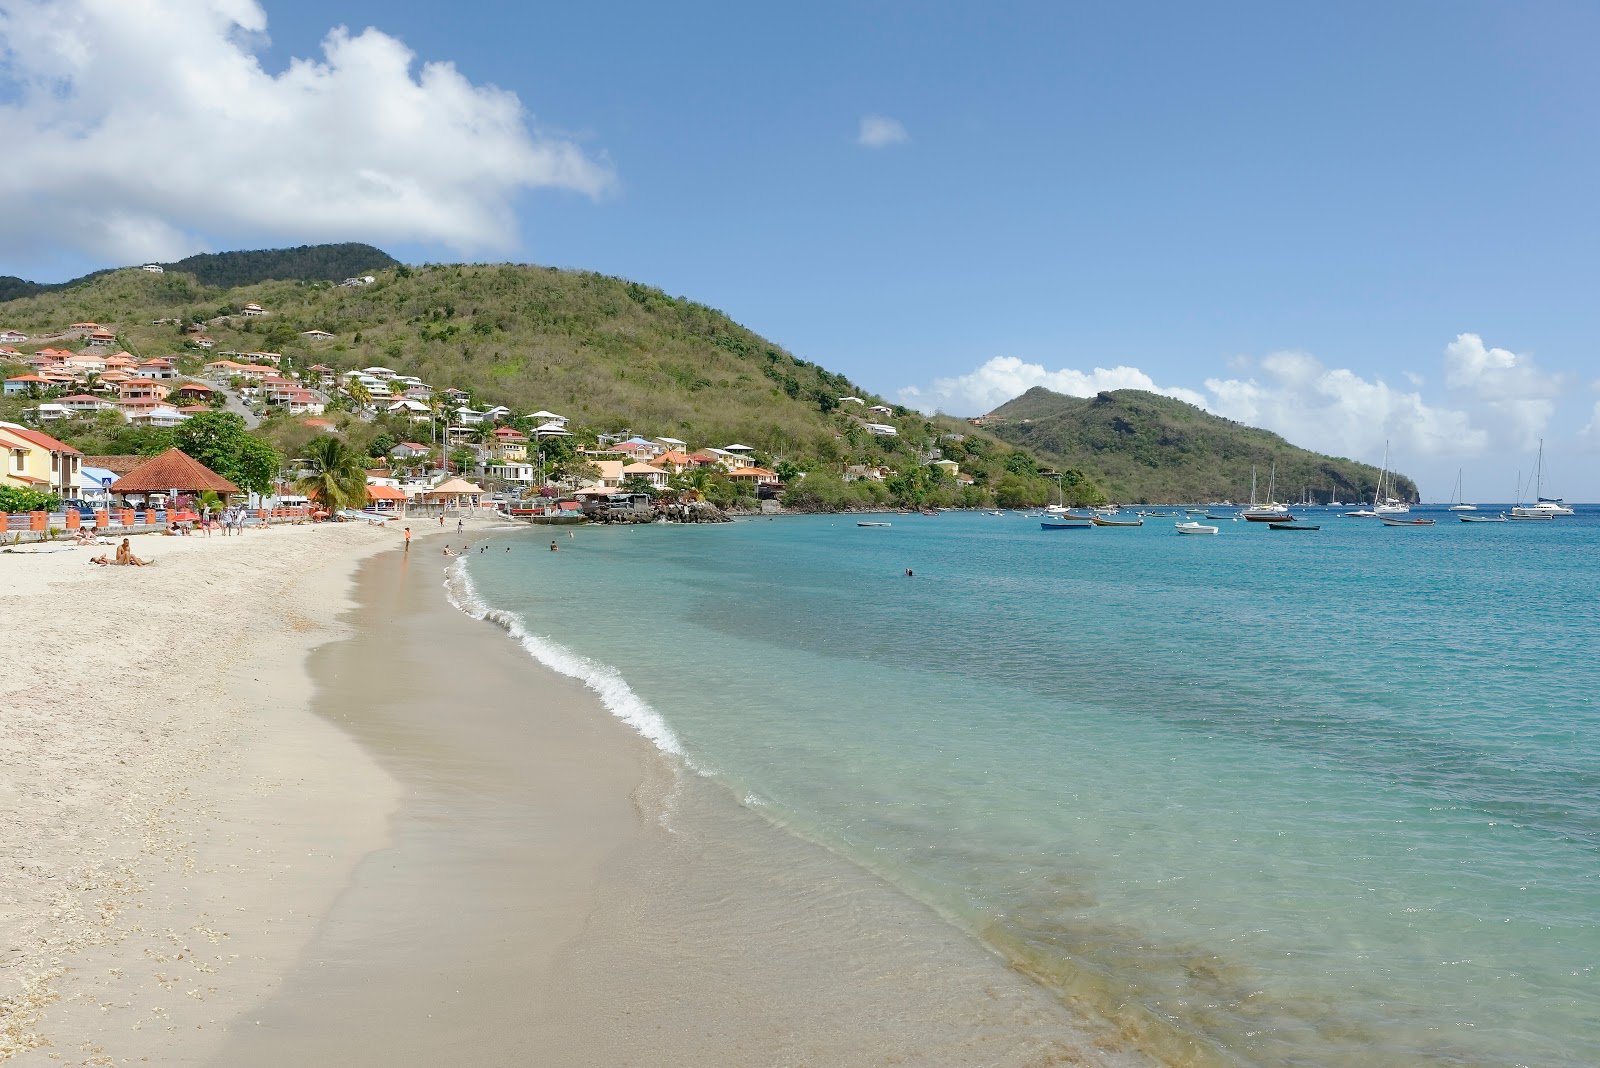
[3,336,216,428]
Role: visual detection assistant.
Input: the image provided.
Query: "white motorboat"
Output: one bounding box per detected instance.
[1175,521,1218,535]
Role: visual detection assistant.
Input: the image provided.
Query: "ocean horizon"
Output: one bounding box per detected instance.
[452,508,1599,1067]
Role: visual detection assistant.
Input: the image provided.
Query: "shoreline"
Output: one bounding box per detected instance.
[208,526,1153,1067]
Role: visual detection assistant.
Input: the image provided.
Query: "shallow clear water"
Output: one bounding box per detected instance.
[457,508,1600,1067]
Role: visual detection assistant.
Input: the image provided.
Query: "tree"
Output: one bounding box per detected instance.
[173,410,281,494]
[297,435,368,510]
[368,432,397,458]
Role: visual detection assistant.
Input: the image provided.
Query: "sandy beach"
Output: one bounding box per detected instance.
[0,521,401,1065]
[5,521,1150,1067]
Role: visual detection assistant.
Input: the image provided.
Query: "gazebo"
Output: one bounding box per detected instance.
[420,477,485,512]
[110,448,240,502]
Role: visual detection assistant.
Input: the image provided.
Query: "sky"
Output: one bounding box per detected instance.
[2,0,1597,498]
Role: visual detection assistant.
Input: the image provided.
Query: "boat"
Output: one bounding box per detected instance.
[1185,508,1208,515]
[1370,442,1411,515]
[920,508,940,516]
[1269,522,1320,531]
[1380,516,1435,526]
[1459,513,1507,523]
[1139,510,1178,517]
[1447,468,1476,511]
[1041,519,1093,529]
[1175,521,1217,535]
[1206,513,1240,521]
[857,521,891,527]
[1091,514,1144,527]
[1342,509,1378,518]
[1241,464,1292,521]
[1511,440,1575,516]
[986,510,1006,516]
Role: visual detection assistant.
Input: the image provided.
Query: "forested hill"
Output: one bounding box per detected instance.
[0,261,1018,487]
[984,387,1416,504]
[0,243,397,302]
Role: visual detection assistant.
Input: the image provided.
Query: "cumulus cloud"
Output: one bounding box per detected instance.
[1201,351,1485,460]
[0,0,613,265]
[1440,333,1562,447]
[856,114,909,148]
[1579,402,1600,452]
[897,355,1207,415]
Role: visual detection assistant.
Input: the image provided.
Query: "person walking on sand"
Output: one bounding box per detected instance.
[403,526,412,552]
[439,514,445,527]
[457,518,464,534]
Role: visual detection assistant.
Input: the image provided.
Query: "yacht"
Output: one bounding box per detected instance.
[1510,441,1574,517]
[1241,464,1292,521]
[1447,469,1476,511]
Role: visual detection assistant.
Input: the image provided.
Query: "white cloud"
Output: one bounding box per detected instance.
[0,0,613,265]
[1201,351,1485,460]
[897,355,1208,415]
[1440,333,1562,448]
[1579,402,1600,452]
[856,114,909,148]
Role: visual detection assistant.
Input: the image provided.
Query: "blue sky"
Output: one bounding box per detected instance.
[3,1,1598,496]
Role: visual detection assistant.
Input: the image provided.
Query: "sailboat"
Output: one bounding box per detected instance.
[1373,443,1410,515]
[1510,439,1573,518]
[1242,463,1292,521]
[1447,469,1476,512]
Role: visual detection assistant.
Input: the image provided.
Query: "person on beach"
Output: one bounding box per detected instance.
[92,538,151,566]
[403,526,412,552]
[438,515,445,527]
[457,518,464,533]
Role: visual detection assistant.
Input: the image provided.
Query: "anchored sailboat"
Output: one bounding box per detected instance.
[1447,468,1476,512]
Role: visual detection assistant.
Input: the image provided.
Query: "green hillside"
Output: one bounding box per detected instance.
[1,258,1088,509]
[0,243,395,302]
[984,387,1416,505]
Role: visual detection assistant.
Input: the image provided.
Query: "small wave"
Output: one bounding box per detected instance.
[443,558,685,757]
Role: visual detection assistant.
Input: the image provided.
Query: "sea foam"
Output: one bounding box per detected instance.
[443,558,685,757]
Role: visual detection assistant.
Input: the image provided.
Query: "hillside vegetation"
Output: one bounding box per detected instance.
[985,387,1416,504]
[1,257,1098,508]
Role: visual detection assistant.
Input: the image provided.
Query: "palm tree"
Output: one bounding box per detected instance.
[344,379,372,413]
[297,435,368,511]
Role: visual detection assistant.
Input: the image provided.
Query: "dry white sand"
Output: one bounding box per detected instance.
[0,521,413,1065]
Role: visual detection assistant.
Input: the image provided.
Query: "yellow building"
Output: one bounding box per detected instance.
[0,421,83,498]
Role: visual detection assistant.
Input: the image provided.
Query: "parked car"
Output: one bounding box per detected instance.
[60,499,98,518]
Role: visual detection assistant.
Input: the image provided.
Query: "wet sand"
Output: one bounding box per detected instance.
[209,542,1152,1067]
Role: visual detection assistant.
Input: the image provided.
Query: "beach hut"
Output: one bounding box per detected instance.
[109,448,240,506]
[421,477,485,513]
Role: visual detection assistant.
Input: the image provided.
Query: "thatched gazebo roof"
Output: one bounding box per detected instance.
[110,448,240,495]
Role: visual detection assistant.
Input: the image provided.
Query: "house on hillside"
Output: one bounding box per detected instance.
[621,462,669,489]
[387,398,432,422]
[868,404,894,416]
[118,402,186,428]
[241,303,265,316]
[301,329,335,341]
[191,335,216,349]
[838,396,865,405]
[30,403,71,422]
[57,394,115,415]
[0,330,27,344]
[864,423,898,437]
[4,375,53,395]
[137,358,177,380]
[171,382,216,404]
[930,458,961,478]
[86,330,117,347]
[140,264,164,273]
[118,379,171,403]
[337,276,375,288]
[391,442,432,461]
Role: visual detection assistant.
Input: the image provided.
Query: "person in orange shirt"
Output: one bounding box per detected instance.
[403,526,412,552]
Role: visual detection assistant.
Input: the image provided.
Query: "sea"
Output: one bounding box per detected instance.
[450,506,1599,1067]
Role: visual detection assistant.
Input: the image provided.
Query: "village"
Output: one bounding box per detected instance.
[0,310,974,534]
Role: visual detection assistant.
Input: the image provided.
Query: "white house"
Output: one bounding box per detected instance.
[387,398,432,422]
[486,461,536,484]
[30,403,70,422]
[0,330,26,344]
[480,405,512,422]
[864,422,898,437]
[391,441,432,460]
[533,422,572,439]
[337,276,375,287]
[361,366,398,380]
[838,396,865,405]
[140,263,164,273]
[868,404,894,415]
[300,329,335,341]
[453,407,485,425]
[240,303,265,316]
[528,410,567,426]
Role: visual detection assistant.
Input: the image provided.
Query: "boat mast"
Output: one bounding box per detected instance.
[1534,439,1544,502]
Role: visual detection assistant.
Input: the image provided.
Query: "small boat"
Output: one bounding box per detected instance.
[1185,508,1208,515]
[1380,517,1435,526]
[1041,519,1093,529]
[1507,509,1555,521]
[1091,515,1144,527]
[920,509,940,516]
[1140,511,1178,517]
[1175,521,1217,535]
[1269,522,1321,531]
[1022,512,1043,518]
[1342,509,1378,518]
[986,510,1006,516]
[1459,513,1507,523]
[1244,512,1296,522]
[1206,514,1240,521]
[857,521,892,527]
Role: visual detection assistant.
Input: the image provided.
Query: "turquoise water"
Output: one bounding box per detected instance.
[454,509,1599,1067]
